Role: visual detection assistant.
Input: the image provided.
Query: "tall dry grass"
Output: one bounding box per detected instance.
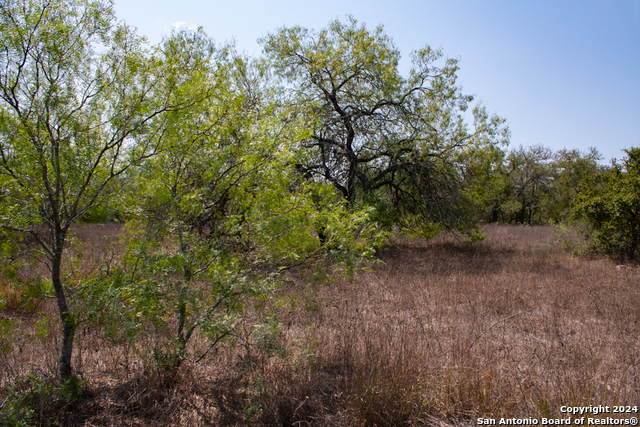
[260,224,640,425]
[1,224,639,425]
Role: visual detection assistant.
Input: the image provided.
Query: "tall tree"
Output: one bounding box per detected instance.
[80,29,385,371]
[261,16,509,233]
[110,31,268,368]
[0,0,188,379]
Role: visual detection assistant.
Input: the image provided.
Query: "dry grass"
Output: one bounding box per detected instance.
[306,225,640,423]
[1,224,639,425]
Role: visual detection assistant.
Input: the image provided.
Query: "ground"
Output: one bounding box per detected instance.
[1,224,639,425]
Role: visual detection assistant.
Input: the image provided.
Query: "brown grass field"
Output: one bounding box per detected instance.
[1,224,639,426]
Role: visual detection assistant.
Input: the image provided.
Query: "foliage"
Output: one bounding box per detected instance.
[572,147,640,260]
[458,142,509,223]
[83,233,274,371]
[0,0,200,379]
[501,144,554,224]
[0,316,16,355]
[0,6,635,424]
[261,16,509,235]
[0,372,84,427]
[547,147,602,223]
[1,1,621,401]
[470,145,604,225]
[77,27,386,372]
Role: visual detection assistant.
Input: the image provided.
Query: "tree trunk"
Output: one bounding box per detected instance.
[51,228,75,380]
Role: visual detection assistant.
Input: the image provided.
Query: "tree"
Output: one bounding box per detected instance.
[458,142,510,223]
[500,145,554,224]
[80,28,385,371]
[573,147,640,260]
[0,0,187,380]
[261,16,509,234]
[547,147,602,223]
[464,145,603,225]
[92,30,270,369]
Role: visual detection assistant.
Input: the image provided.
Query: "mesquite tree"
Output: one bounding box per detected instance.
[261,16,509,233]
[80,29,386,372]
[0,0,192,379]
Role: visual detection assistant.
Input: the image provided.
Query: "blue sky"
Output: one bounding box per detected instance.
[114,0,639,163]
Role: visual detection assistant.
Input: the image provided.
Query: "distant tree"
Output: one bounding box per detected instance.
[547,147,603,223]
[468,145,604,225]
[500,145,554,224]
[261,16,509,235]
[573,148,640,260]
[0,0,191,380]
[458,142,510,223]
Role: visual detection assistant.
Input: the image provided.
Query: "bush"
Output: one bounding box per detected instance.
[0,373,84,426]
[572,147,640,260]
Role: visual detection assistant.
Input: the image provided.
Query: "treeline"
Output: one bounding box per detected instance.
[466,142,640,262]
[468,143,640,262]
[467,144,604,225]
[0,0,637,399]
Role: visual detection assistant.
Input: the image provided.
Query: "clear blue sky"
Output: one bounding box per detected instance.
[114,0,639,163]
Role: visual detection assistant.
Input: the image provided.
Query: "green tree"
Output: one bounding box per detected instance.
[261,16,509,235]
[467,145,603,225]
[458,142,509,223]
[101,31,271,368]
[0,0,187,379]
[547,147,602,223]
[83,29,385,371]
[573,147,640,260]
[500,145,554,224]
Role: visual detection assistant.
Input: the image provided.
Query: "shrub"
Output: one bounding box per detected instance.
[572,148,640,260]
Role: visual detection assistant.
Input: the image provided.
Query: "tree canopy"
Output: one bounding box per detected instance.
[261,16,510,233]
[573,147,640,260]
